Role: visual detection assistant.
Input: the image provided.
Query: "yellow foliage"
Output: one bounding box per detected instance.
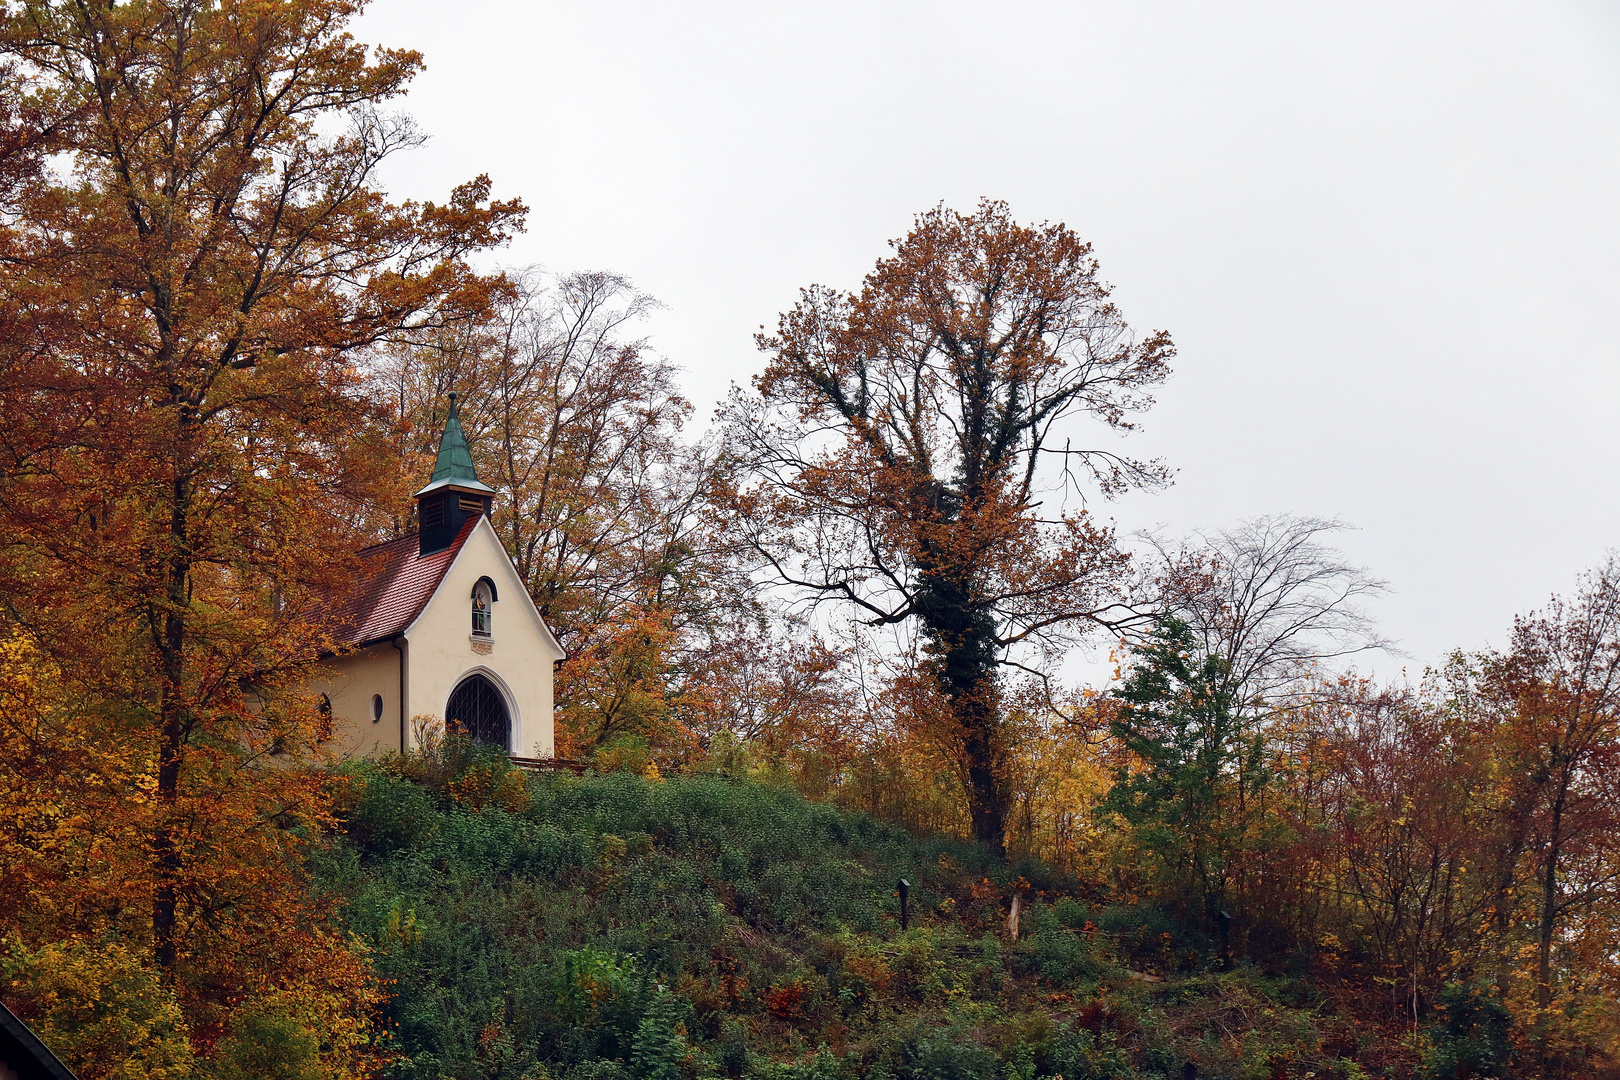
[0,635,386,1079]
[0,938,194,1080]
[826,682,1117,881]
[449,765,532,814]
[1001,699,1118,878]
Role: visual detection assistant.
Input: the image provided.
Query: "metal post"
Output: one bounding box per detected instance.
[897,878,910,931]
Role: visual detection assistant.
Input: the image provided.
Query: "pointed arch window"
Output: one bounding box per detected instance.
[471,576,497,638]
[445,674,510,750]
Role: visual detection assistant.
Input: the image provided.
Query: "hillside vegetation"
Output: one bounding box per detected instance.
[0,2,1612,1076]
[319,738,1398,1080]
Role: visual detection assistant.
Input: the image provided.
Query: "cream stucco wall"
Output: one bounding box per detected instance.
[311,642,404,758]
[310,516,562,761]
[401,516,563,758]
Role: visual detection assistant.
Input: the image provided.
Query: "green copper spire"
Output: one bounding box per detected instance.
[414,391,495,497]
[431,392,480,485]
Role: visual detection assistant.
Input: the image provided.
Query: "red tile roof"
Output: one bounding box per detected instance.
[325,517,478,649]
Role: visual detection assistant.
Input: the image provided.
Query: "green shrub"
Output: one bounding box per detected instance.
[755,1045,844,1079]
[209,1003,322,1080]
[318,765,1337,1080]
[884,1026,997,1079]
[1025,907,1103,988]
[1423,981,1512,1080]
[629,993,702,1079]
[340,763,441,853]
[1054,898,1091,931]
[1050,1024,1133,1080]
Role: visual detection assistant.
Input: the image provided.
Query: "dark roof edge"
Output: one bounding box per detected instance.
[0,998,79,1080]
[355,531,421,557]
[414,476,497,497]
[327,630,413,655]
[314,633,400,661]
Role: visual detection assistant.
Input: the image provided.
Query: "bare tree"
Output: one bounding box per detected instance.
[1147,515,1394,713]
[374,270,796,757]
[370,269,712,632]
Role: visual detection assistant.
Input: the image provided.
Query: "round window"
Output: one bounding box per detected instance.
[371,694,384,723]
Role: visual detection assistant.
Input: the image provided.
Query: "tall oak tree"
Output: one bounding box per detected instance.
[728,200,1173,853]
[0,0,520,1006]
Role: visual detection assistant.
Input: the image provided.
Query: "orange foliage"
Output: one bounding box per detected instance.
[731,199,1173,852]
[0,0,518,1074]
[0,636,383,1078]
[763,979,808,1022]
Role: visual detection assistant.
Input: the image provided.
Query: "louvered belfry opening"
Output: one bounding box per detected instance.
[445,674,510,750]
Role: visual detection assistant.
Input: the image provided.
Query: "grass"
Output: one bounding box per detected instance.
[313,740,1377,1080]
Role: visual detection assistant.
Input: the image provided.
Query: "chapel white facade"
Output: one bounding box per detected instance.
[313,394,564,759]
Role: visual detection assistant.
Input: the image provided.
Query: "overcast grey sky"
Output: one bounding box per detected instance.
[358,1,1620,674]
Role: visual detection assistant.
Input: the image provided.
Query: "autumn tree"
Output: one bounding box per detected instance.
[1476,560,1620,1037]
[1096,517,1387,942]
[1286,673,1501,1021]
[0,0,520,1061]
[728,200,1173,853]
[0,636,382,1077]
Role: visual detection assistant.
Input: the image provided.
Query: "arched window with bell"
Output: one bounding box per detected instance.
[471,576,498,638]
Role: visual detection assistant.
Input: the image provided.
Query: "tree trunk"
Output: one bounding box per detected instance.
[959,693,1007,855]
[1488,778,1538,989]
[921,565,1008,857]
[153,454,192,973]
[1537,790,1566,1013]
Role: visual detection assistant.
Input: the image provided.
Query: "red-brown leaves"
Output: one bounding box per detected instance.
[0,0,518,1072]
[731,200,1173,850]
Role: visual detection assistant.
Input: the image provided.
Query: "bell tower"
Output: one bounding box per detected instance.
[415,392,495,556]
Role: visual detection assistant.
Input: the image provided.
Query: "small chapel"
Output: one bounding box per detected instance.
[312,393,564,760]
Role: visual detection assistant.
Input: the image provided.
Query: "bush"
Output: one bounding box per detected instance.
[1423,981,1512,1080]
[318,762,1339,1080]
[339,764,441,854]
[0,938,194,1080]
[1050,1022,1133,1080]
[1025,907,1103,988]
[209,1002,323,1080]
[629,993,701,1079]
[871,1024,998,1080]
